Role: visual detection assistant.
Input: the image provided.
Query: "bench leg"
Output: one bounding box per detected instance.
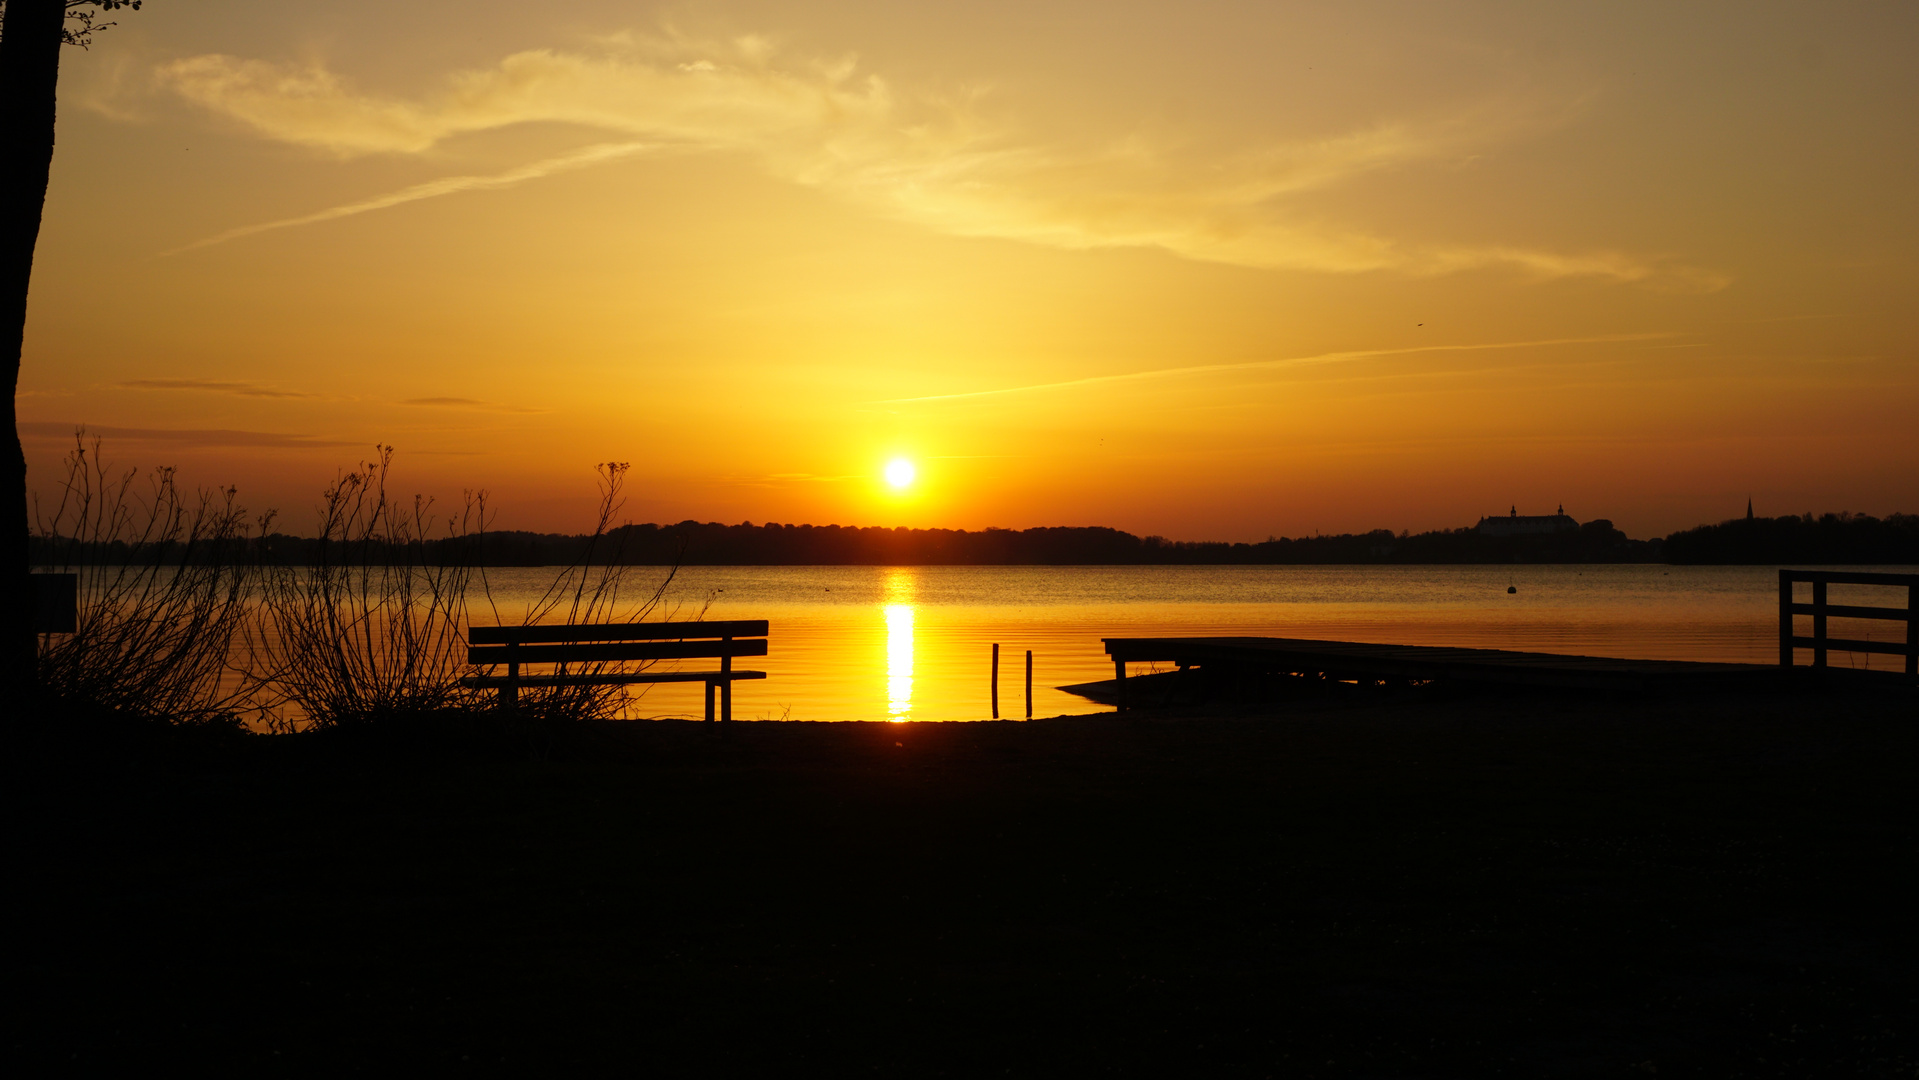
[722,679,733,724]
[704,681,716,724]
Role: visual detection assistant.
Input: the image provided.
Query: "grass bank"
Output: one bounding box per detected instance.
[8,686,1916,1076]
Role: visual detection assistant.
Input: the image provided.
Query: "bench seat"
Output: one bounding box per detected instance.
[459,670,766,689]
[464,619,769,722]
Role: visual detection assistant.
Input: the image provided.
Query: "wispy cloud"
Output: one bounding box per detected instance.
[399,396,545,413]
[119,377,320,398]
[869,333,1676,404]
[164,141,652,254]
[18,421,356,448]
[154,36,1725,288]
[753,472,862,483]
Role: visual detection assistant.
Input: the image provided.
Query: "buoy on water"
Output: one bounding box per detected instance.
[1507,585,1517,594]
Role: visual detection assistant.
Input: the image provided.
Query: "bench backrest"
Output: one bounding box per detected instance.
[468,620,768,666]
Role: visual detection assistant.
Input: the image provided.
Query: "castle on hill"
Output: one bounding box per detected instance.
[1475,504,1580,537]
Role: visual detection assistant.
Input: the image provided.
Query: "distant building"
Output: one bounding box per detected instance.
[1476,504,1580,537]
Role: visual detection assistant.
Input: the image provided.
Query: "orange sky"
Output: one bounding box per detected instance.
[19,1,1919,540]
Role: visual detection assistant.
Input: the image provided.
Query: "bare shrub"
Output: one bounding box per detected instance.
[36,439,694,733]
[32,436,263,725]
[244,447,485,729]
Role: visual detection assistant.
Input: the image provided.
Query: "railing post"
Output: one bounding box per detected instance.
[1025,649,1033,719]
[1812,578,1828,669]
[1778,570,1794,668]
[1908,584,1917,679]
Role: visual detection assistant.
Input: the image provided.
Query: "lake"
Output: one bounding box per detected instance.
[465,564,1914,722]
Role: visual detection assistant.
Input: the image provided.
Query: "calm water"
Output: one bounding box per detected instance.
[466,564,1914,722]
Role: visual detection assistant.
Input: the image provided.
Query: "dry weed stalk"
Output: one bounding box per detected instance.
[32,436,263,724]
[245,447,485,728]
[38,440,693,731]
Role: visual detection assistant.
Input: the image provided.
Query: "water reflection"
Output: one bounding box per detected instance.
[883,570,917,720]
[457,564,1836,722]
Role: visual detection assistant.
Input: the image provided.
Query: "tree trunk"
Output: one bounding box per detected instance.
[1,0,67,697]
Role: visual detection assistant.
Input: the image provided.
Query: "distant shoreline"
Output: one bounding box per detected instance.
[32,511,1917,566]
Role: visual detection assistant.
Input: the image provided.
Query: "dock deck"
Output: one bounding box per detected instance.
[1102,636,1797,698]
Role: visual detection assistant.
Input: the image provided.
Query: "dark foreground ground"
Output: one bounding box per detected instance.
[8,685,1916,1077]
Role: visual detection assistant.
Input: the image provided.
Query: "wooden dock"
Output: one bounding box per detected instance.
[1096,636,1891,705]
[1071,574,1918,707]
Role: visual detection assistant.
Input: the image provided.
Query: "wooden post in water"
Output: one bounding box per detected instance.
[991,643,1000,719]
[721,635,734,724]
[1025,650,1033,719]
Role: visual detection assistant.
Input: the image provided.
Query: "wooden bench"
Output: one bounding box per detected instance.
[460,619,768,722]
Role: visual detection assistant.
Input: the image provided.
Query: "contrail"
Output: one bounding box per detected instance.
[867,333,1677,404]
[162,141,654,255]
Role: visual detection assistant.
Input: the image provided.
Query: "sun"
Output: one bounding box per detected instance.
[884,458,917,489]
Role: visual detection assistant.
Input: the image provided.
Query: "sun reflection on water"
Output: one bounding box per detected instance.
[883,570,917,721]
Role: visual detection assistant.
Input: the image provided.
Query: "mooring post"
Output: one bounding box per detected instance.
[991,643,1000,718]
[1114,658,1126,711]
[1025,649,1033,719]
[721,636,734,724]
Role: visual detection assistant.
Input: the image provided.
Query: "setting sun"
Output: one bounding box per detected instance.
[884,458,917,490]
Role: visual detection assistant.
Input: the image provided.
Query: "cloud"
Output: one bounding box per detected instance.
[399,396,544,413]
[869,333,1676,405]
[155,38,1724,288]
[119,377,320,398]
[750,472,862,484]
[165,140,652,254]
[157,42,905,157]
[107,380,544,415]
[18,421,357,448]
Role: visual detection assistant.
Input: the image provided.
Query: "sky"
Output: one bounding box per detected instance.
[18,0,1919,540]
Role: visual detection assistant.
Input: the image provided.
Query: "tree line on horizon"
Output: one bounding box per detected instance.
[33,511,1917,567]
[1660,511,1919,565]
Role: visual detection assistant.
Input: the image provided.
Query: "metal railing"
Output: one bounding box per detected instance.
[1778,569,1918,679]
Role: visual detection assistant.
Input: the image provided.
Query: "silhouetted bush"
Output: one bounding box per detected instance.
[33,441,702,730]
[1662,512,1919,565]
[32,436,264,725]
[242,455,692,730]
[242,447,488,729]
